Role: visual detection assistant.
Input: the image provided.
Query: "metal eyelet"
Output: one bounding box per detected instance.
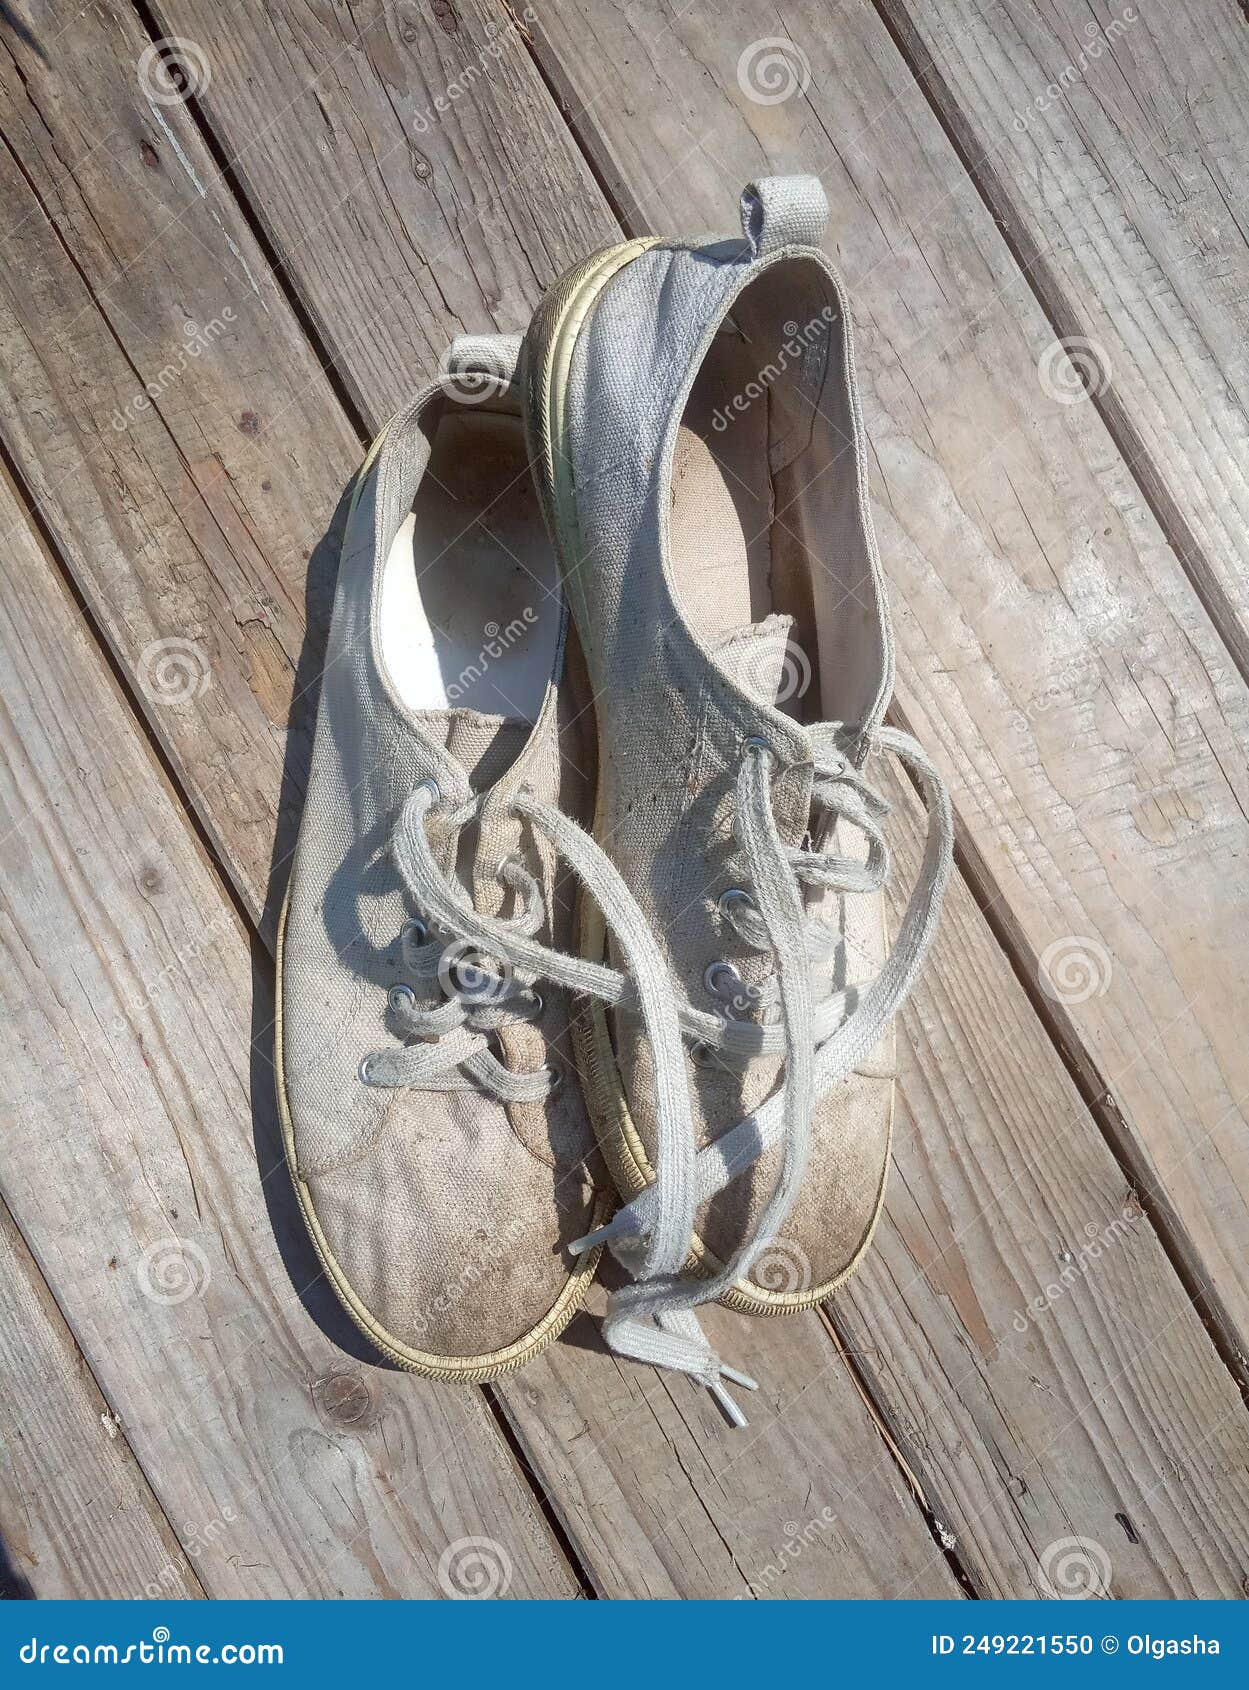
[357,1056,375,1085]
[717,887,755,921]
[543,1059,565,1096]
[741,736,771,758]
[388,983,416,1013]
[524,990,545,1020]
[704,960,762,1021]
[447,957,493,999]
[414,776,441,805]
[705,960,745,998]
[400,915,429,947]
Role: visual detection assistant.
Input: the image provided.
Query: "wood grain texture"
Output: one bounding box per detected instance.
[845,763,1249,1596]
[0,0,363,918]
[146,0,618,427]
[0,467,577,1599]
[0,1194,203,1599]
[878,0,1249,678]
[0,0,956,1597]
[522,0,1249,1477]
[494,1293,957,1598]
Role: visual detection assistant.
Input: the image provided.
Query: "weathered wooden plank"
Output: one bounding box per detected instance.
[0,0,363,919]
[0,0,955,1595]
[520,0,1249,1570]
[0,1192,203,1600]
[494,1290,957,1599]
[39,0,1249,1595]
[146,0,618,426]
[848,762,1249,1596]
[878,0,1249,678]
[0,466,577,1599]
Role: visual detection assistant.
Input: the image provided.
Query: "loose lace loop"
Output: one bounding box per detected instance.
[572,723,953,1423]
[360,726,951,1426]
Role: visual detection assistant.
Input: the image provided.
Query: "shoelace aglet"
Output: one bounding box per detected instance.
[719,1363,759,1392]
[568,1213,632,1256]
[705,1375,752,1429]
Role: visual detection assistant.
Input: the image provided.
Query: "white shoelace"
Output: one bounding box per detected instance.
[570,724,953,1424]
[360,777,758,1408]
[360,728,951,1425]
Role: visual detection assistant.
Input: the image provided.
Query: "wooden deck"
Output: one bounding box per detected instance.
[2,0,1247,1600]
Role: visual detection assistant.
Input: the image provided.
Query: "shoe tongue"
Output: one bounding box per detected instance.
[710,613,796,707]
[423,713,531,791]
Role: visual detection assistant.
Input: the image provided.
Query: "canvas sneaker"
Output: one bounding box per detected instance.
[278,334,641,1377]
[522,178,953,1420]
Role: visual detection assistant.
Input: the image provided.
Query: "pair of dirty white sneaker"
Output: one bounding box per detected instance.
[277,177,952,1425]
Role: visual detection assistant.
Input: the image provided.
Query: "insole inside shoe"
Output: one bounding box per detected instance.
[669,325,776,640]
[380,410,560,721]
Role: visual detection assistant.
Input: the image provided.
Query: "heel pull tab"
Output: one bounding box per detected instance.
[740,177,829,257]
[440,332,523,401]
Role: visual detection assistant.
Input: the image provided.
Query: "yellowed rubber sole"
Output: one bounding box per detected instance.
[272,427,608,1382]
[523,239,896,1315]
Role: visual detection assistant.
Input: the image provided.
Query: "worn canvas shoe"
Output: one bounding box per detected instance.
[523,178,953,1418]
[277,335,623,1378]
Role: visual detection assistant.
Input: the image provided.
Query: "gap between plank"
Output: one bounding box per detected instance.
[869,2,1249,1409]
[128,0,374,447]
[0,461,211,1602]
[871,0,1249,694]
[118,0,976,1591]
[0,400,593,1605]
[505,0,1249,1514]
